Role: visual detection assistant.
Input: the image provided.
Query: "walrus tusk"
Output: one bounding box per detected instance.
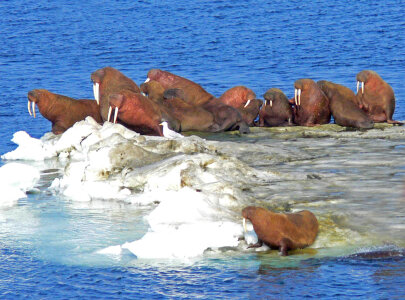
[244,99,251,108]
[141,92,147,97]
[298,89,301,106]
[270,100,273,107]
[93,82,99,105]
[107,106,112,122]
[113,107,118,124]
[243,218,247,233]
[144,78,150,83]
[28,101,32,116]
[294,88,297,106]
[32,102,36,118]
[264,101,267,106]
[357,81,360,93]
[361,81,364,94]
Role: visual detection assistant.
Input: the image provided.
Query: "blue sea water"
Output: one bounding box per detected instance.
[1,0,405,299]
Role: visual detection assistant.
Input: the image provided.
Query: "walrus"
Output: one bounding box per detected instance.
[146,69,214,106]
[356,70,402,124]
[162,89,219,132]
[146,69,250,133]
[140,80,165,103]
[242,206,319,256]
[218,86,262,126]
[91,66,141,121]
[317,80,374,129]
[27,89,102,134]
[291,79,331,126]
[259,88,293,127]
[108,90,180,136]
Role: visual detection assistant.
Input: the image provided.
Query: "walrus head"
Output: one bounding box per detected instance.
[27,89,50,118]
[356,70,380,94]
[242,206,267,232]
[263,88,289,107]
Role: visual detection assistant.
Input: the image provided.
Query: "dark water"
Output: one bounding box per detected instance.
[1,0,405,298]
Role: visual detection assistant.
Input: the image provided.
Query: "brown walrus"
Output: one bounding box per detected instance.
[317,80,374,129]
[291,79,331,126]
[91,66,141,122]
[242,206,319,256]
[259,88,293,127]
[108,90,180,136]
[27,89,102,134]
[140,80,166,103]
[356,70,402,124]
[145,70,250,133]
[146,69,214,106]
[218,86,262,126]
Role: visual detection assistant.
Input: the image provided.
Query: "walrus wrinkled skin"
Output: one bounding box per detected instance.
[292,79,331,126]
[91,66,140,122]
[146,69,250,133]
[356,70,401,124]
[317,80,374,129]
[146,69,214,106]
[259,88,293,127]
[218,86,262,126]
[242,206,319,256]
[108,90,180,136]
[27,89,102,135]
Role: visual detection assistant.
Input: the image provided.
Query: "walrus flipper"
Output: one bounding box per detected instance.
[247,240,263,249]
[280,238,294,256]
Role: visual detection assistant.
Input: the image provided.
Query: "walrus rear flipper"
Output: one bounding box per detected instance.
[387,119,404,126]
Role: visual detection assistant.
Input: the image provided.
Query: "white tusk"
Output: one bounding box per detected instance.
[243,218,247,233]
[264,101,267,106]
[357,81,359,93]
[113,107,118,124]
[144,78,150,83]
[244,99,251,108]
[107,106,112,122]
[294,88,297,106]
[361,82,364,94]
[93,82,100,105]
[28,101,32,116]
[270,100,273,107]
[32,102,36,118]
[141,92,146,97]
[298,89,301,106]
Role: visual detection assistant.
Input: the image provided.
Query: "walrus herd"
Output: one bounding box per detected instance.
[27,67,401,135]
[27,67,402,255]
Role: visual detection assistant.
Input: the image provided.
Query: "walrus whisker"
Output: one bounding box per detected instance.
[107,106,112,122]
[243,218,247,232]
[244,99,251,108]
[28,101,32,116]
[113,107,118,124]
[32,102,36,118]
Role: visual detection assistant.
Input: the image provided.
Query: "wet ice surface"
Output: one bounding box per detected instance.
[1,118,404,264]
